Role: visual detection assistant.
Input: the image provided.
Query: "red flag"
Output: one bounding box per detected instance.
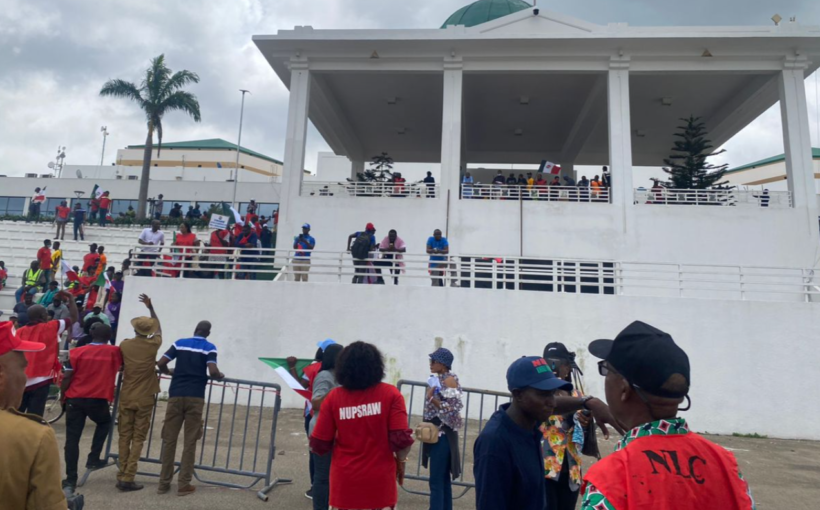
[551,165,562,175]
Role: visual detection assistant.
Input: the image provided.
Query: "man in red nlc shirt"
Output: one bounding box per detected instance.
[16,293,79,417]
[581,321,755,510]
[60,323,122,492]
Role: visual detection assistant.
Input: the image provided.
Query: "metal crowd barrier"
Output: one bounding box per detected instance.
[79,374,291,501]
[397,379,512,499]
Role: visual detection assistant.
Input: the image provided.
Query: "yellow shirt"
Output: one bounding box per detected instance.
[119,333,163,406]
[0,409,67,510]
[51,249,62,269]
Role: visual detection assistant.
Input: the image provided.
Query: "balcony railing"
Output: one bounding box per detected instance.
[127,245,819,303]
[461,184,610,203]
[634,188,791,208]
[302,181,439,198]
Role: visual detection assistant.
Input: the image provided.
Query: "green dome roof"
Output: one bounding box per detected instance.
[441,0,532,28]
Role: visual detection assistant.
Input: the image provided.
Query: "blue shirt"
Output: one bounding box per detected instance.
[427,236,449,261]
[73,208,86,223]
[163,337,218,398]
[294,234,316,258]
[473,403,546,510]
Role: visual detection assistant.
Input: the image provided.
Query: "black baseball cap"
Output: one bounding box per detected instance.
[543,342,582,374]
[589,321,690,399]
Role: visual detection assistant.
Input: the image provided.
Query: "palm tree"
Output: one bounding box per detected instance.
[100,54,201,218]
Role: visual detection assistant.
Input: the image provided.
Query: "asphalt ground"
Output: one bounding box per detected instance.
[51,404,820,509]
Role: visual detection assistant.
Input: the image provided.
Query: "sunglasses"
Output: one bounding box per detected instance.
[597,360,613,377]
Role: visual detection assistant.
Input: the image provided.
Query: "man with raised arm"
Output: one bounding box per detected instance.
[115,294,163,492]
[156,320,225,497]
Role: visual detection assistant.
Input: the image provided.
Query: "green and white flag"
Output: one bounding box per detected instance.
[91,184,104,199]
[259,358,314,399]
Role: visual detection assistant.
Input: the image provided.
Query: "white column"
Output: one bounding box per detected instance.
[350,159,365,180]
[607,58,633,210]
[779,62,816,212]
[278,60,311,241]
[441,58,463,198]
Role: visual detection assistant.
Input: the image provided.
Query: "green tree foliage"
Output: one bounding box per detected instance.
[662,116,728,189]
[100,55,201,218]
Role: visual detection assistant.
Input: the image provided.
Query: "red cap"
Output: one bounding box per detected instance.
[0,321,45,356]
[365,223,375,231]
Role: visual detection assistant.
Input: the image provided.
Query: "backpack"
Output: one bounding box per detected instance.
[351,232,372,260]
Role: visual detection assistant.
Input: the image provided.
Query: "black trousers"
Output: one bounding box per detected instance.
[136,253,159,277]
[64,398,111,485]
[304,413,314,486]
[544,457,580,510]
[19,383,51,416]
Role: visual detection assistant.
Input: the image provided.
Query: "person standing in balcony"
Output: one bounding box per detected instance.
[590,176,603,202]
[462,172,474,199]
[174,221,197,278]
[347,223,377,284]
[427,229,450,287]
[208,226,232,279]
[98,192,112,227]
[54,200,71,240]
[293,223,316,283]
[27,187,43,223]
[577,176,590,202]
[157,321,225,497]
[424,171,436,198]
[153,194,165,220]
[422,348,463,510]
[378,229,406,285]
[234,223,259,280]
[36,239,53,288]
[73,202,87,241]
[534,173,548,200]
[601,166,611,188]
[137,221,165,277]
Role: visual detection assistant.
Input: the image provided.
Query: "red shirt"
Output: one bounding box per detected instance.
[210,230,231,255]
[99,197,112,209]
[90,199,99,212]
[83,252,100,273]
[66,344,123,401]
[302,362,322,415]
[37,247,52,270]
[55,205,70,220]
[20,320,69,382]
[311,382,409,509]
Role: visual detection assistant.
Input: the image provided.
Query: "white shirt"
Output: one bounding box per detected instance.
[139,228,165,253]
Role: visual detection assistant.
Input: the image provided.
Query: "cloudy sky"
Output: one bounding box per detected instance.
[1,0,819,178]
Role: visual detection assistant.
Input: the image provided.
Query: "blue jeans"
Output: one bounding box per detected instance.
[428,437,452,510]
[15,286,38,302]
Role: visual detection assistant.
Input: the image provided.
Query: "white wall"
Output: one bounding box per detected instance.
[278,193,818,268]
[120,277,820,440]
[62,164,280,184]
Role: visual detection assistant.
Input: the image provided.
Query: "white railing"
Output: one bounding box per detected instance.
[461,184,610,203]
[634,188,791,208]
[302,181,439,198]
[127,245,819,303]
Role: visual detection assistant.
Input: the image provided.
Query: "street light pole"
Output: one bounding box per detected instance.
[100,126,109,168]
[232,90,250,209]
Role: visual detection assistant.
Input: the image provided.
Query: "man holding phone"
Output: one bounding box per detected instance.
[293,223,316,282]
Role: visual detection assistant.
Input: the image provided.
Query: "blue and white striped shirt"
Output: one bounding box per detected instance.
[163,337,218,398]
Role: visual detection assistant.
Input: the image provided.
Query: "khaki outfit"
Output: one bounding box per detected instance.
[117,333,162,483]
[293,258,311,282]
[159,397,204,488]
[0,408,67,510]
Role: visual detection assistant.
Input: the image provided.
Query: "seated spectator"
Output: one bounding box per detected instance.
[47,295,71,322]
[0,260,7,290]
[38,281,60,307]
[15,261,45,303]
[14,292,35,319]
[126,205,136,218]
[85,306,111,328]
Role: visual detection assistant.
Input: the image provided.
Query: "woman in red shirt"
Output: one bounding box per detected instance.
[54,200,71,240]
[311,342,414,510]
[173,221,197,277]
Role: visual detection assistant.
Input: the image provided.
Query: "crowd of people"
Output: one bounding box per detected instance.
[462,167,611,201]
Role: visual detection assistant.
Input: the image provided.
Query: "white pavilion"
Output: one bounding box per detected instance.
[253,0,820,270]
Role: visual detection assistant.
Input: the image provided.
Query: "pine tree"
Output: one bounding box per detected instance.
[353,152,394,182]
[662,116,728,189]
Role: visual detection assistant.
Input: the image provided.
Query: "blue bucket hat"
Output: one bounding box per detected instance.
[317,338,336,351]
[429,348,454,369]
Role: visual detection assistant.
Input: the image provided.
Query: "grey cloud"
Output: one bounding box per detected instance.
[1,0,818,177]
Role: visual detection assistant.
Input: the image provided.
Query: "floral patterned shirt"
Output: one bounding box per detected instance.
[540,393,585,490]
[581,418,756,510]
[423,372,463,431]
